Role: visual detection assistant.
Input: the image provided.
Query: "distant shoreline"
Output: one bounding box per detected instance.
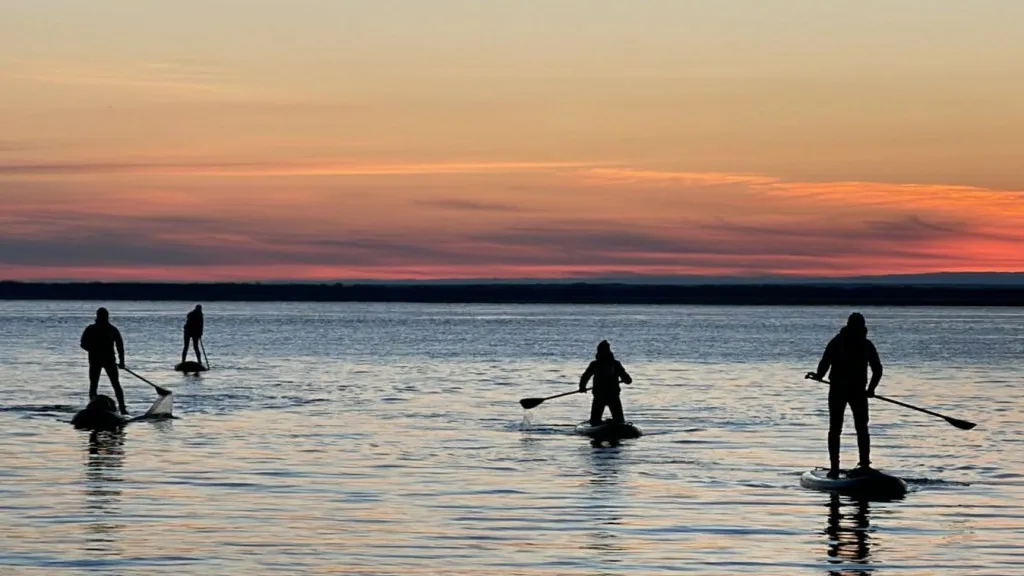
[1,281,1022,306]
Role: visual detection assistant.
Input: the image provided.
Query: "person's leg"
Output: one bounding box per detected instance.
[828,389,847,474]
[89,363,101,400]
[589,397,606,425]
[608,395,625,423]
[850,394,871,468]
[181,332,189,363]
[192,336,201,363]
[105,363,128,414]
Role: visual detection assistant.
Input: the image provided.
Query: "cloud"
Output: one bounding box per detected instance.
[577,168,779,187]
[469,216,977,265]
[472,226,709,259]
[5,60,260,101]
[698,215,972,246]
[0,210,484,269]
[0,140,46,152]
[413,198,535,213]
[578,167,1024,218]
[0,160,591,178]
[0,233,223,267]
[3,165,1024,280]
[0,160,256,177]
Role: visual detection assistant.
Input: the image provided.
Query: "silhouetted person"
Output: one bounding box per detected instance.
[182,305,204,365]
[807,313,883,478]
[579,340,633,425]
[80,307,128,415]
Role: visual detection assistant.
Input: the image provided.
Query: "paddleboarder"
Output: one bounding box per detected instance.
[181,304,204,365]
[579,340,633,425]
[807,312,883,478]
[80,307,129,415]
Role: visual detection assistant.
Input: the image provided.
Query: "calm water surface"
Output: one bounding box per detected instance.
[0,302,1021,575]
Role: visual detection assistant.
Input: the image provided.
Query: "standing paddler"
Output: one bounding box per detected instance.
[182,304,204,366]
[80,307,129,415]
[806,312,883,479]
[579,340,633,425]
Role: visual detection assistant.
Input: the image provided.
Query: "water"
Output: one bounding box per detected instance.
[0,302,1021,575]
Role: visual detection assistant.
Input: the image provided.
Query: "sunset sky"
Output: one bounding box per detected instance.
[2,1,1023,281]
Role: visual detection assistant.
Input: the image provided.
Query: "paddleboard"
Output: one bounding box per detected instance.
[71,391,175,430]
[71,396,127,431]
[574,419,643,440]
[800,468,907,500]
[175,361,207,373]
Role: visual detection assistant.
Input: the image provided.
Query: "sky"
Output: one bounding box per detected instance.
[2,0,1023,281]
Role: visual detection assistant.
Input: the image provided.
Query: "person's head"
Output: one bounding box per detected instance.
[95,307,109,324]
[195,305,202,312]
[596,339,613,361]
[844,312,867,338]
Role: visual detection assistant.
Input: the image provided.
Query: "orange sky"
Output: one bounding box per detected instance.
[2,1,1023,280]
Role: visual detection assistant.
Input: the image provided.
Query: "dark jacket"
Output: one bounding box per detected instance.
[581,359,632,397]
[81,322,125,364]
[816,327,882,392]
[185,310,204,337]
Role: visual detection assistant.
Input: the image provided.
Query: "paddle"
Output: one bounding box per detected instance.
[123,367,172,397]
[804,373,976,430]
[871,394,976,431]
[520,388,589,410]
[200,338,211,370]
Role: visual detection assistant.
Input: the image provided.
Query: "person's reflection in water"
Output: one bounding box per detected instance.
[83,430,126,558]
[587,440,624,490]
[577,442,627,572]
[825,493,872,576]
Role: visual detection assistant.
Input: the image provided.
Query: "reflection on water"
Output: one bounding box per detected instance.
[584,441,625,495]
[825,494,872,576]
[579,442,627,572]
[83,430,125,558]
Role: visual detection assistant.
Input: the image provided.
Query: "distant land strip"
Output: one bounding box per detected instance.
[1,282,1023,306]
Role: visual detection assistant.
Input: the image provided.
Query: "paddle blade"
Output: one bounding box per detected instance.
[947,417,977,431]
[519,398,544,410]
[144,392,173,417]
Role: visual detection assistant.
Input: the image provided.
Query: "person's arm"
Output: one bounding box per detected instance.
[579,362,595,392]
[80,327,90,351]
[616,361,633,385]
[867,341,883,396]
[198,315,204,336]
[811,338,835,381]
[114,327,125,367]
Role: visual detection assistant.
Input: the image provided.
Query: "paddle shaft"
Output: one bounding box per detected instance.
[200,338,211,369]
[541,388,585,403]
[806,374,974,430]
[874,394,956,421]
[519,387,591,409]
[123,367,171,396]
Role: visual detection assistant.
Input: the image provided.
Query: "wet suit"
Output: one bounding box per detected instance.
[80,321,127,414]
[580,358,633,425]
[182,308,203,364]
[814,326,883,472]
